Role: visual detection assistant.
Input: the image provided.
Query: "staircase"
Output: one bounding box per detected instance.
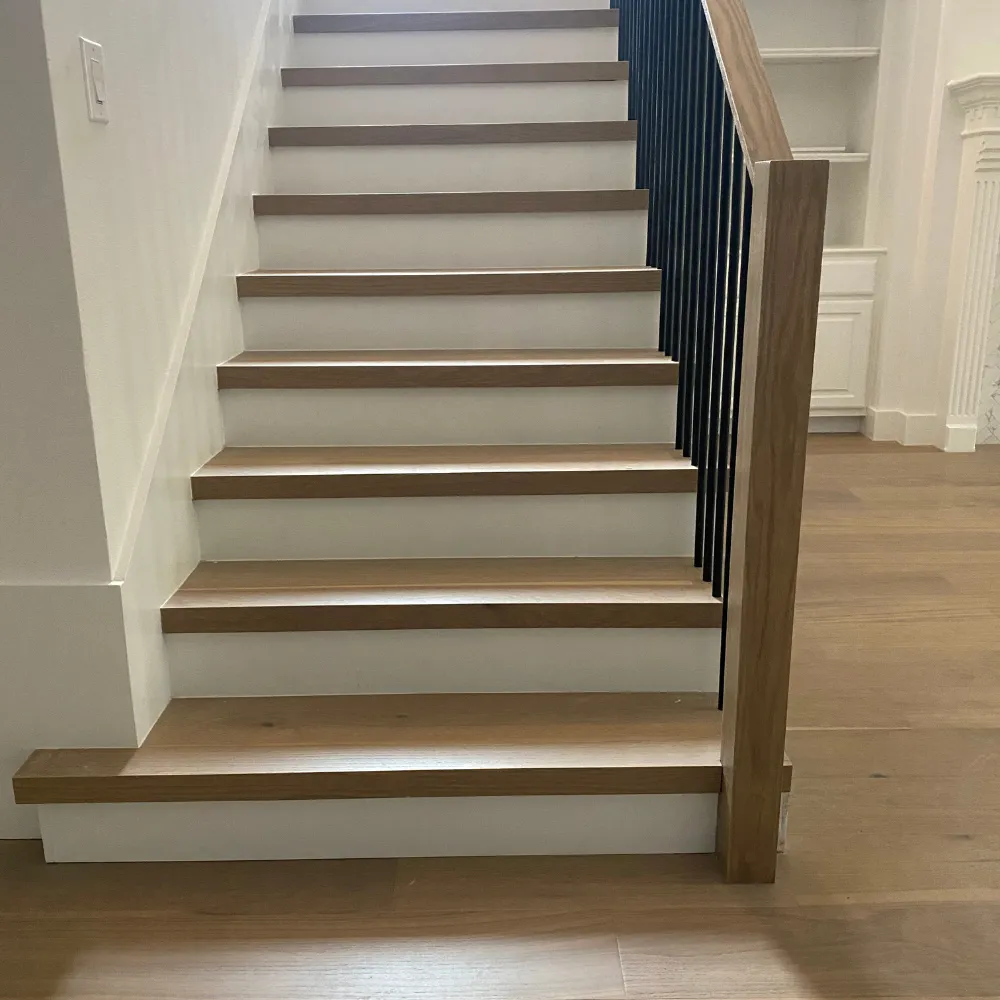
[14,0,825,880]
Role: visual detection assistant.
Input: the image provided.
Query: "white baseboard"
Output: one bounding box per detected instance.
[864,407,939,446]
[941,421,979,452]
[39,794,718,862]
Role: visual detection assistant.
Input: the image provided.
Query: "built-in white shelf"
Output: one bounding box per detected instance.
[761,46,880,64]
[794,147,871,164]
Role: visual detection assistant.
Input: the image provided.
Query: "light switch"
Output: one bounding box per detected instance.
[79,38,109,123]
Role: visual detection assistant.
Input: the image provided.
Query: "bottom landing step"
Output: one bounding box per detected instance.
[13,693,790,862]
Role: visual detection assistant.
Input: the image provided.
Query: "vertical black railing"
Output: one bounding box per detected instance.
[612,0,755,699]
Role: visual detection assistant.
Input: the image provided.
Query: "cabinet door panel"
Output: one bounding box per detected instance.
[811,298,873,412]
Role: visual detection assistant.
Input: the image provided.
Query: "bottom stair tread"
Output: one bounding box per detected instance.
[160,557,724,632]
[12,693,797,804]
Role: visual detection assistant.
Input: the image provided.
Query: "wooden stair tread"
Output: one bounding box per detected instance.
[281,62,631,87]
[218,348,678,388]
[160,558,723,632]
[293,10,619,33]
[268,121,637,147]
[235,266,661,298]
[253,190,649,216]
[192,444,697,499]
[14,692,788,805]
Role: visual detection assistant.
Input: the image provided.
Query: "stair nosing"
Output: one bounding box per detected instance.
[218,350,678,389]
[192,445,696,500]
[160,558,723,633]
[292,10,619,33]
[252,189,649,216]
[235,266,661,298]
[281,61,630,87]
[13,693,792,805]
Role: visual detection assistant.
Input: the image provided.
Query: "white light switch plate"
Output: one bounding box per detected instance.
[80,37,109,123]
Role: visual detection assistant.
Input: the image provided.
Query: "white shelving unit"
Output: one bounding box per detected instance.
[747,0,888,420]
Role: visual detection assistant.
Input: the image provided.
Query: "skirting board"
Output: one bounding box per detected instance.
[809,415,863,434]
[865,408,938,446]
[39,794,718,862]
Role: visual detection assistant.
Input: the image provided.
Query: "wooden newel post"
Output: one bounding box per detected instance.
[717,158,829,883]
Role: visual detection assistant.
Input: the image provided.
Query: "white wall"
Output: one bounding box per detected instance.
[40,0,271,575]
[866,0,1000,445]
[0,1,110,585]
[0,0,290,837]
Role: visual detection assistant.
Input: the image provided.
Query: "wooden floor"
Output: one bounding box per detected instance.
[3,434,999,999]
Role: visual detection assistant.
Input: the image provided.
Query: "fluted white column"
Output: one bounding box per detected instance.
[940,75,1000,451]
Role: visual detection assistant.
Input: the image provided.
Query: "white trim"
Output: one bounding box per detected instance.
[39,794,719,862]
[864,408,937,445]
[938,74,1000,452]
[760,47,879,64]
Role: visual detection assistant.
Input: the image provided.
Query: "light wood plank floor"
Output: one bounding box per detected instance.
[2,434,999,999]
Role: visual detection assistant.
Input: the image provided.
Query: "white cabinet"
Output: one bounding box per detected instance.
[811,298,873,413]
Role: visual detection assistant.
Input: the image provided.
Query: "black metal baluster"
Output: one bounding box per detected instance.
[718,171,754,705]
[702,108,736,584]
[693,62,725,569]
[694,73,728,572]
[676,3,701,454]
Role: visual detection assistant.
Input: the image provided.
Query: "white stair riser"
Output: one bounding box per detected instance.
[222,385,677,446]
[279,82,628,126]
[196,492,695,560]
[168,628,721,697]
[269,143,637,194]
[256,212,648,270]
[40,796,717,861]
[241,292,659,351]
[288,29,619,67]
[298,0,611,12]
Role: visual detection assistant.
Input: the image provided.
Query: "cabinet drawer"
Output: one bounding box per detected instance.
[811,298,873,413]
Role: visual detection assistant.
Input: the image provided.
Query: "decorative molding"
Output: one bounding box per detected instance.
[939,75,1000,451]
[949,74,1000,137]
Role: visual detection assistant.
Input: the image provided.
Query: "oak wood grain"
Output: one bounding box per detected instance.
[13,693,730,804]
[160,557,723,633]
[191,444,697,500]
[268,121,637,147]
[252,190,649,216]
[217,349,678,389]
[293,9,619,33]
[717,160,829,882]
[281,61,630,87]
[702,0,792,171]
[235,267,661,298]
